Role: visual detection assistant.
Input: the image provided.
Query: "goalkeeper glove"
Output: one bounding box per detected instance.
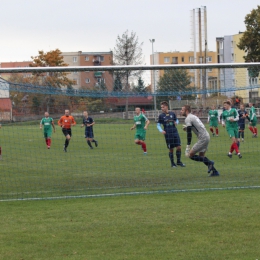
[182,125,187,131]
[185,145,190,157]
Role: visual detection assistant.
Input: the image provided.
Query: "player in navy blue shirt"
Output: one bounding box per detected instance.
[237,104,248,142]
[81,111,98,149]
[157,101,185,168]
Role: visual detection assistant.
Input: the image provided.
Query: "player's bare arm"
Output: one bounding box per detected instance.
[144,119,150,130]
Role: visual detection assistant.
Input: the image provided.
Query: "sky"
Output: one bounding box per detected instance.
[0,0,259,65]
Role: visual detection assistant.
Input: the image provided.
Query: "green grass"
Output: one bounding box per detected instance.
[1,190,260,259]
[0,121,260,200]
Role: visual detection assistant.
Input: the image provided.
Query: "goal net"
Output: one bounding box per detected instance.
[0,63,259,200]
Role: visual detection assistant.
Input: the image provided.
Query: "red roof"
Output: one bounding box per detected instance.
[0,98,12,111]
[106,97,153,106]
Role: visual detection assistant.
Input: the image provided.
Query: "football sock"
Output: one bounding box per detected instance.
[141,142,147,152]
[233,142,239,154]
[136,141,141,145]
[169,152,174,165]
[87,140,92,148]
[249,126,254,134]
[45,139,48,145]
[210,127,213,133]
[230,143,234,153]
[216,128,219,135]
[92,139,97,143]
[237,141,240,148]
[241,131,244,139]
[176,150,181,163]
[238,131,241,138]
[49,139,51,146]
[65,139,69,148]
[190,155,210,165]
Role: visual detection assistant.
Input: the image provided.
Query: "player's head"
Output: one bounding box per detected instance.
[44,112,49,117]
[135,107,141,115]
[83,111,88,118]
[240,104,244,110]
[249,102,253,107]
[211,104,215,110]
[227,99,233,105]
[160,101,169,113]
[181,105,191,117]
[65,110,70,116]
[223,101,231,110]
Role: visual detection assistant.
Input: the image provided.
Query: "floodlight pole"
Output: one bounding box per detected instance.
[150,39,157,120]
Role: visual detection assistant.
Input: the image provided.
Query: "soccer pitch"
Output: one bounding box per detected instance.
[0,120,259,201]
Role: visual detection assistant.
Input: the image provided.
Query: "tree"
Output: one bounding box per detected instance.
[113,73,123,91]
[157,69,195,102]
[30,49,75,112]
[237,6,260,77]
[133,77,147,93]
[113,30,144,118]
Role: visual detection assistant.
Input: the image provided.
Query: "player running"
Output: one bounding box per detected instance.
[58,110,76,152]
[237,104,248,142]
[130,107,150,154]
[81,111,98,149]
[248,102,258,137]
[221,101,242,159]
[40,112,56,149]
[157,101,185,168]
[181,105,219,177]
[208,105,220,137]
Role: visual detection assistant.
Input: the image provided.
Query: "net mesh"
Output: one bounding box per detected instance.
[0,64,260,201]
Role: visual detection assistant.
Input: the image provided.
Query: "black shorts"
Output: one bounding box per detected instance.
[165,134,181,149]
[62,128,72,137]
[85,131,94,138]
[238,124,245,131]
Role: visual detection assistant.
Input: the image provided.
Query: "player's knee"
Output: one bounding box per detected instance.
[176,146,181,151]
[66,135,71,140]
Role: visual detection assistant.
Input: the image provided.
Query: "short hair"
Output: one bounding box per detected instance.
[160,101,169,107]
[223,101,231,106]
[183,105,191,113]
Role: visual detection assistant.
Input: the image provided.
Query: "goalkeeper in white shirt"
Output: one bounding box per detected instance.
[181,105,219,177]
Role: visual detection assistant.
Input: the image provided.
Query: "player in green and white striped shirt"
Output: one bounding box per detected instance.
[248,103,258,137]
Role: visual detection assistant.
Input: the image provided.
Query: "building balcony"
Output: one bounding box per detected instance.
[93,59,101,66]
[94,72,102,78]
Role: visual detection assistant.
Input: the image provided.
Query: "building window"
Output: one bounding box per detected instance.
[85,78,90,84]
[207,68,212,72]
[207,56,212,62]
[249,91,258,99]
[97,78,105,83]
[220,68,223,75]
[172,57,178,64]
[100,56,104,62]
[231,53,234,60]
[250,78,258,85]
[181,57,184,62]
[73,71,78,74]
[189,56,194,63]
[220,41,223,49]
[85,56,89,61]
[164,57,170,63]
[73,57,77,63]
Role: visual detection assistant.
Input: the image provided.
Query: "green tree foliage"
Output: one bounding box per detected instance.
[133,77,147,93]
[237,6,260,77]
[113,73,123,91]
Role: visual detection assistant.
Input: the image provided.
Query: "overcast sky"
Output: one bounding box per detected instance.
[0,0,259,65]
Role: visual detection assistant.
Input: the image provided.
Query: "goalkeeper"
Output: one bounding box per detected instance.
[181,105,219,177]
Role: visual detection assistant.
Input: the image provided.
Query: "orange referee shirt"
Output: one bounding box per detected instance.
[58,115,76,129]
